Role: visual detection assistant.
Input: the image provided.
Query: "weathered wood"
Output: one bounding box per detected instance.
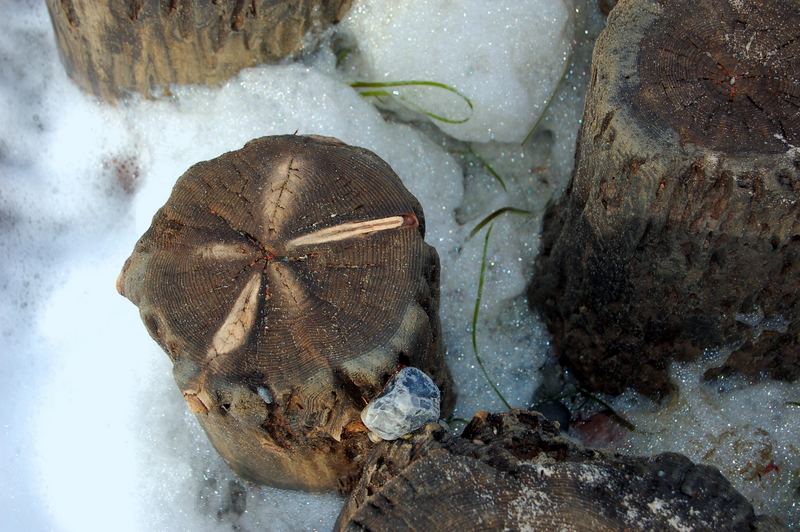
[529,0,800,398]
[46,0,351,102]
[117,135,453,491]
[336,410,782,531]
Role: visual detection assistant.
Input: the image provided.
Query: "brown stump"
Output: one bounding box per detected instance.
[529,0,800,398]
[336,410,782,531]
[46,0,352,102]
[117,135,453,491]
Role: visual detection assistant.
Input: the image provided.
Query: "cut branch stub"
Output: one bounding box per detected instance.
[336,410,780,531]
[529,0,800,398]
[117,135,453,491]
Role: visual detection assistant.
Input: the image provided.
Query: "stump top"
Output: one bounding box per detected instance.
[119,134,429,404]
[635,0,799,154]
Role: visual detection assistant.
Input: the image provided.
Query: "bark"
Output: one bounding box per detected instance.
[528,0,800,398]
[45,0,352,102]
[336,410,784,531]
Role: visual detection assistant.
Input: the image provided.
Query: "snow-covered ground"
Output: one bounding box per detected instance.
[0,0,796,530]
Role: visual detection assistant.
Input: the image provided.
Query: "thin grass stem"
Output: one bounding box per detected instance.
[471,224,512,410]
[468,207,532,239]
[351,80,473,124]
[467,146,507,191]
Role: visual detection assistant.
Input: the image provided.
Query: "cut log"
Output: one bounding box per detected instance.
[117,135,453,491]
[45,0,352,102]
[336,410,783,531]
[529,0,800,398]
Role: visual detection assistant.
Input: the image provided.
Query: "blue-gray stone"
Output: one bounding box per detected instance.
[361,367,441,441]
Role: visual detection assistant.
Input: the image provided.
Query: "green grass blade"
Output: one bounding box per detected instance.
[471,224,512,409]
[356,89,392,98]
[350,80,473,102]
[335,47,352,67]
[468,207,532,239]
[471,224,492,355]
[351,80,473,124]
[468,146,507,191]
[394,95,470,124]
[521,46,574,146]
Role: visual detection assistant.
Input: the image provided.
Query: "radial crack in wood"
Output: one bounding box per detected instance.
[194,242,253,261]
[209,271,262,358]
[117,135,454,491]
[287,215,409,248]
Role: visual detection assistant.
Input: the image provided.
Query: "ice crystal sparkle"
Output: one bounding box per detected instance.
[361,367,441,441]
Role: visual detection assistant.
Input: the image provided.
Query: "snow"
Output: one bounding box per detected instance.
[1,0,796,530]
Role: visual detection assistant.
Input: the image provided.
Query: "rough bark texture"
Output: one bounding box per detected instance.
[46,0,352,102]
[336,410,783,531]
[117,135,453,492]
[529,0,800,398]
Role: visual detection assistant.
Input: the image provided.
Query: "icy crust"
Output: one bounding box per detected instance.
[361,367,441,441]
[339,0,575,143]
[436,0,606,420]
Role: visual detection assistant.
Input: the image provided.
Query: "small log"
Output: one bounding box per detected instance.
[45,0,351,102]
[117,135,453,491]
[336,410,782,531]
[529,0,800,398]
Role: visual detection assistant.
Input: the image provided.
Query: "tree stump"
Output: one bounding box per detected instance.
[336,410,782,531]
[117,135,453,491]
[529,0,800,398]
[46,0,352,102]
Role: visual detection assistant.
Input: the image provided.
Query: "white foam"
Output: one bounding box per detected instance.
[338,0,575,143]
[612,354,800,525]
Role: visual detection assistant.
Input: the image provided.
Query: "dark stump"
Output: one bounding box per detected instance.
[529,0,800,398]
[336,410,783,531]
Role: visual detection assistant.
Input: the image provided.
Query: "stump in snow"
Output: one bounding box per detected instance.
[529,0,800,398]
[336,410,781,531]
[117,135,453,491]
[46,0,351,102]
